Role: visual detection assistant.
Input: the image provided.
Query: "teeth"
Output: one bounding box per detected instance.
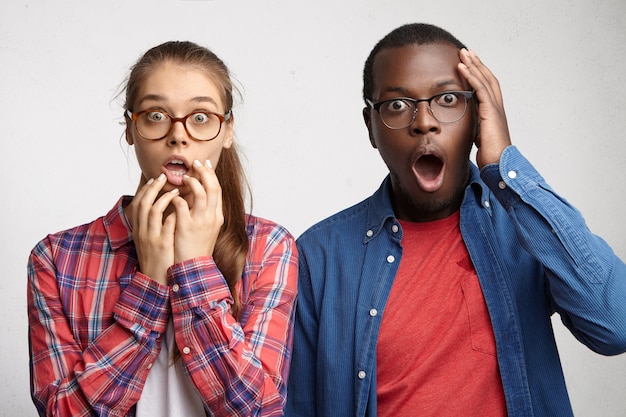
[170,159,184,165]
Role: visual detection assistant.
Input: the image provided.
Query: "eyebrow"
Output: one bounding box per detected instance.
[382,79,463,97]
[136,94,219,109]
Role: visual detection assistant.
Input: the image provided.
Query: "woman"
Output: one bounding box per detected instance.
[28,41,298,417]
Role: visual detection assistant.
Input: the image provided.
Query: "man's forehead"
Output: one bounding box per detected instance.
[372,44,464,91]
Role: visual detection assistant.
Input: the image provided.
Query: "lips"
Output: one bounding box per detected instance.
[413,153,445,193]
[162,156,189,186]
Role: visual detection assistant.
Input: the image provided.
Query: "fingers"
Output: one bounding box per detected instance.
[458,49,504,109]
[172,159,224,262]
[127,174,179,285]
[457,49,512,169]
[183,159,223,215]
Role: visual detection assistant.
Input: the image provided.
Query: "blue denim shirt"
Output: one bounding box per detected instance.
[285,146,626,417]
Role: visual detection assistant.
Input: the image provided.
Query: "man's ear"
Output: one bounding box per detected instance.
[363,107,377,149]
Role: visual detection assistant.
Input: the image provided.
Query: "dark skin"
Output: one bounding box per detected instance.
[363,43,511,222]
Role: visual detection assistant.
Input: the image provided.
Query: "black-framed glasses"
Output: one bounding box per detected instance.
[366,91,474,129]
[126,108,232,141]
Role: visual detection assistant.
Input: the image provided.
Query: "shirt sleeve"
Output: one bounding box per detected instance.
[28,237,170,417]
[480,145,626,355]
[284,248,318,417]
[168,223,298,417]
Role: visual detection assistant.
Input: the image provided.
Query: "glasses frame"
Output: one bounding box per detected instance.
[365,90,474,129]
[126,108,232,141]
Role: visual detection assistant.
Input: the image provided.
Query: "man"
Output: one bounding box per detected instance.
[285,23,626,417]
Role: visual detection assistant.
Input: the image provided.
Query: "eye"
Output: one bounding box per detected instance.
[190,112,210,124]
[383,99,412,113]
[145,111,168,122]
[434,92,460,107]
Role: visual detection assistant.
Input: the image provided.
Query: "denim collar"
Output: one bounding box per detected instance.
[363,162,490,243]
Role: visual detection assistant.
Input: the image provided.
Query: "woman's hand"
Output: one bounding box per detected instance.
[458,48,512,169]
[126,174,180,285]
[172,159,224,264]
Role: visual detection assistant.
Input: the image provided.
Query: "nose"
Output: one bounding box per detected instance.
[168,120,189,146]
[410,102,440,135]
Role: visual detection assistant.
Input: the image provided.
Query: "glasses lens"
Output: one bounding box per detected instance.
[379,99,417,129]
[185,112,222,141]
[430,92,468,123]
[136,110,170,139]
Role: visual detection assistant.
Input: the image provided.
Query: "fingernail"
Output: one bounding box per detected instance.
[170,188,180,194]
[183,175,190,179]
[205,159,213,169]
[146,178,155,185]
[193,160,203,167]
[157,173,166,181]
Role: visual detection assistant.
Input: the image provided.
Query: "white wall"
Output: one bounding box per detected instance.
[2,0,625,415]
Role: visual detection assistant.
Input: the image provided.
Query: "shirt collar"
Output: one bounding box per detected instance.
[102,196,134,250]
[363,176,398,243]
[364,163,490,243]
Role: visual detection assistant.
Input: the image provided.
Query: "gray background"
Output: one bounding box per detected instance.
[2,0,625,415]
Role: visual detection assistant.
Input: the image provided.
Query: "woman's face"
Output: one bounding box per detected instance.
[126,61,233,196]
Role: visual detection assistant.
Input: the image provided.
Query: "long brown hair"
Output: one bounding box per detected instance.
[123,41,249,317]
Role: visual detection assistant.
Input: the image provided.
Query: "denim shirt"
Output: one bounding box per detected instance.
[285,146,626,417]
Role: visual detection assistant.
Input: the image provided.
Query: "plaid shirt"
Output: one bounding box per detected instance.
[28,196,298,417]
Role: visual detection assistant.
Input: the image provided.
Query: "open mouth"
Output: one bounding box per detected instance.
[413,154,445,192]
[163,159,189,186]
[415,154,444,180]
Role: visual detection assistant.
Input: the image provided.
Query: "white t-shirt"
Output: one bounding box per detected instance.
[136,319,206,417]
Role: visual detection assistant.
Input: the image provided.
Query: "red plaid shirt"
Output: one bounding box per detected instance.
[28,196,298,416]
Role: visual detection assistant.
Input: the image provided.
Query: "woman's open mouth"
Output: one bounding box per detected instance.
[162,158,189,186]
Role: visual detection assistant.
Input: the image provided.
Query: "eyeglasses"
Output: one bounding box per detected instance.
[366,91,474,129]
[126,108,232,141]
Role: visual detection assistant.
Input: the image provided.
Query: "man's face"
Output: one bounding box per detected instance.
[364,42,476,222]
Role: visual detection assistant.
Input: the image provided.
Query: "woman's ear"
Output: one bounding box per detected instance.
[125,121,134,146]
[222,114,234,149]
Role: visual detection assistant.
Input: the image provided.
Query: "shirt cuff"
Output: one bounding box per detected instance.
[113,271,170,335]
[480,145,546,209]
[167,257,233,313]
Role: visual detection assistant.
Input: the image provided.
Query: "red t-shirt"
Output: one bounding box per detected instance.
[377,212,507,417]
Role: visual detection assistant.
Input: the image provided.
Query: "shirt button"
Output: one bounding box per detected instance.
[172,284,180,293]
[498,180,506,189]
[146,363,153,369]
[507,170,517,179]
[369,308,378,317]
[358,371,366,379]
[366,229,374,238]
[386,255,395,263]
[484,201,490,208]
[182,346,191,355]
[391,224,399,233]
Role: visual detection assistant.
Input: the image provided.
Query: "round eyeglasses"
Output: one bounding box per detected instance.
[366,91,474,129]
[126,108,232,141]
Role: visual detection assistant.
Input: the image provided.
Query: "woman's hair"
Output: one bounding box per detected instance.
[362,23,467,102]
[123,41,249,317]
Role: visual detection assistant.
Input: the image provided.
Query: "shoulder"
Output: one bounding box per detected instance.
[245,214,297,257]
[246,214,294,241]
[34,218,106,254]
[297,197,371,247]
[30,198,126,260]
